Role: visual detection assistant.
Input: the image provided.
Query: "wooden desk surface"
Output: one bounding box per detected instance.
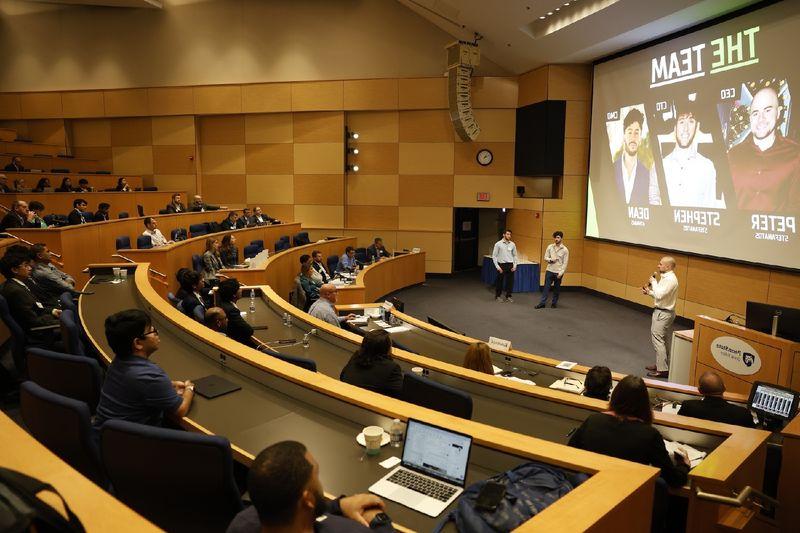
[77,263,660,532]
[0,172,143,196]
[0,411,158,532]
[1,190,182,220]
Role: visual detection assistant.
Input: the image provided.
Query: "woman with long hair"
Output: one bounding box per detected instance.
[463,342,494,375]
[220,234,239,268]
[115,176,132,192]
[55,176,73,192]
[33,177,51,192]
[202,237,223,283]
[340,329,403,398]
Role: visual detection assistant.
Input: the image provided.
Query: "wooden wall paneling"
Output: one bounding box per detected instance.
[246,174,294,205]
[241,83,293,113]
[61,91,105,118]
[398,143,454,174]
[685,257,770,315]
[346,111,399,142]
[19,93,62,119]
[71,119,111,147]
[293,112,344,143]
[514,235,542,264]
[193,85,242,115]
[507,209,543,239]
[198,115,245,145]
[72,147,112,168]
[151,116,196,145]
[293,174,345,205]
[110,117,152,146]
[767,271,800,308]
[425,260,452,273]
[153,175,197,199]
[244,113,293,144]
[147,87,194,116]
[453,174,514,208]
[517,66,548,107]
[103,89,149,117]
[470,109,516,142]
[27,120,66,146]
[257,204,294,223]
[346,205,399,230]
[683,300,732,321]
[290,81,343,111]
[539,237,584,276]
[346,174,398,206]
[398,78,448,109]
[398,206,452,232]
[547,65,593,101]
[398,110,454,142]
[200,174,247,205]
[293,204,344,227]
[352,143,398,174]
[543,175,587,213]
[512,196,545,211]
[398,175,453,206]
[596,276,627,299]
[341,230,398,251]
[541,210,583,239]
[343,79,399,110]
[244,143,294,174]
[563,137,589,176]
[153,145,195,174]
[396,231,452,262]
[111,145,154,175]
[199,145,245,174]
[293,143,343,174]
[582,240,599,276]
[0,94,22,119]
[592,241,628,284]
[565,100,591,139]
[453,142,514,175]
[470,77,518,109]
[625,247,689,299]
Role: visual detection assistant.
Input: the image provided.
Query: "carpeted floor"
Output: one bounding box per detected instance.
[391,269,667,377]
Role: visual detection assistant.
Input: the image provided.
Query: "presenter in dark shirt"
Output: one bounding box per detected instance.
[67,198,89,225]
[340,329,403,398]
[218,278,259,349]
[93,309,194,428]
[226,441,393,533]
[678,371,755,428]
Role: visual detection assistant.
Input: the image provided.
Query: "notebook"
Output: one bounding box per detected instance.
[192,375,242,399]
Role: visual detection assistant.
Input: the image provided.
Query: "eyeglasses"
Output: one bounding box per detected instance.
[137,327,159,339]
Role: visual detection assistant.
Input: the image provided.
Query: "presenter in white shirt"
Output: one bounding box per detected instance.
[491,230,517,303]
[642,256,679,378]
[536,231,569,309]
[142,217,173,248]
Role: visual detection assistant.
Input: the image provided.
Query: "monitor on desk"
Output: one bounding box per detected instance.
[745,301,800,342]
[748,381,799,423]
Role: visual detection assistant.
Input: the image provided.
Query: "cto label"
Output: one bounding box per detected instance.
[710,336,761,375]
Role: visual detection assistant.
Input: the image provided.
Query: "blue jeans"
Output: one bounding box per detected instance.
[539,270,562,305]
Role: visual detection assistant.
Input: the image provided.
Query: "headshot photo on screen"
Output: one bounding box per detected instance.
[607,105,662,207]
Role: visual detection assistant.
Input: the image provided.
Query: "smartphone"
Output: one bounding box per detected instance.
[474,481,506,512]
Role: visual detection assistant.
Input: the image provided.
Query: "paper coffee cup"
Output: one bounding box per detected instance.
[363,426,384,455]
[411,367,424,376]
[119,269,128,279]
[112,267,120,278]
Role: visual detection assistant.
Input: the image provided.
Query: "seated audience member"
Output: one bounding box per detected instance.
[76,178,93,192]
[1,200,38,230]
[202,237,224,284]
[93,202,110,221]
[217,278,258,349]
[366,237,390,262]
[178,270,209,318]
[142,217,173,248]
[310,250,330,283]
[28,201,47,228]
[0,251,62,349]
[94,309,194,428]
[220,234,240,268]
[4,156,25,172]
[204,307,228,333]
[340,329,403,398]
[12,177,25,192]
[303,253,323,284]
[338,246,358,272]
[248,206,278,226]
[308,284,355,328]
[583,366,613,401]
[165,193,186,213]
[227,441,393,533]
[55,177,74,192]
[463,342,494,375]
[67,198,89,225]
[174,268,192,300]
[236,208,252,229]
[30,243,76,297]
[221,211,239,231]
[115,176,132,192]
[33,177,51,192]
[678,371,755,427]
[0,173,10,192]
[298,261,321,307]
[190,195,219,212]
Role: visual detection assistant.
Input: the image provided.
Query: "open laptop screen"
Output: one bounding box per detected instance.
[401,419,472,486]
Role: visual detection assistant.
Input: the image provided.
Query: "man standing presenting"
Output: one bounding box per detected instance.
[536,231,569,309]
[491,230,517,303]
[642,257,679,378]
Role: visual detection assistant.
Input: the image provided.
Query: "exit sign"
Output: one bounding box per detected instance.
[477,192,491,202]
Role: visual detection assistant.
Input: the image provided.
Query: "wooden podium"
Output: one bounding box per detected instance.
[690,315,800,396]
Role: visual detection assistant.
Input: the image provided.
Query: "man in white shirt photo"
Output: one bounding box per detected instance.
[142,217,173,248]
[536,231,569,309]
[642,256,679,378]
[491,230,518,303]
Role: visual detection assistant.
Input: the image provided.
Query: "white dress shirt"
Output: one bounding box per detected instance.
[662,146,723,208]
[491,239,518,269]
[648,270,678,311]
[143,228,169,247]
[621,153,638,204]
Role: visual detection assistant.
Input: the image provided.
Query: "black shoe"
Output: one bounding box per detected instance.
[535,303,545,309]
[551,303,557,308]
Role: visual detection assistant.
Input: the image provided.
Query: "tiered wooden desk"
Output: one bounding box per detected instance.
[1,172,144,195]
[1,189,177,220]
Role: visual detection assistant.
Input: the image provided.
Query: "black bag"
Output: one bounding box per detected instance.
[0,467,86,533]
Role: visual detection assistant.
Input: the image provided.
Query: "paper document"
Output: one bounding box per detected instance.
[501,375,535,386]
[379,456,401,469]
[549,377,584,394]
[661,403,681,415]
[492,365,504,375]
[664,441,707,468]
[556,361,578,370]
[373,320,391,328]
[385,326,411,333]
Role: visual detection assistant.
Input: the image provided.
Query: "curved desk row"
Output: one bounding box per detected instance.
[1,190,183,221]
[80,263,659,532]
[1,172,144,195]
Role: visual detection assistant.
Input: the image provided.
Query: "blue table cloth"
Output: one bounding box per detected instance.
[481,256,540,293]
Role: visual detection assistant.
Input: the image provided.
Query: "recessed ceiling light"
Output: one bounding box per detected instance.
[547,11,553,15]
[555,7,560,11]
[539,15,545,19]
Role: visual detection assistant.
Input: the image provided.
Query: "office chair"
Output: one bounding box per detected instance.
[136,204,145,217]
[243,244,259,259]
[260,347,317,372]
[327,254,339,273]
[118,212,129,219]
[191,254,203,274]
[136,235,153,249]
[292,231,310,246]
[26,348,103,414]
[115,236,131,250]
[81,211,94,222]
[402,372,473,419]
[249,239,264,252]
[60,309,85,357]
[189,223,207,238]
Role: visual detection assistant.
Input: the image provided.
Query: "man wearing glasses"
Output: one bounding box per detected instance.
[94,309,195,428]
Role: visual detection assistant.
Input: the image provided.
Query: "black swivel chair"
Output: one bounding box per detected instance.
[261,347,317,372]
[60,309,85,357]
[100,419,244,532]
[327,254,339,274]
[136,235,153,249]
[0,294,59,374]
[292,231,310,246]
[402,372,473,419]
[115,236,131,250]
[26,348,103,414]
[243,244,259,259]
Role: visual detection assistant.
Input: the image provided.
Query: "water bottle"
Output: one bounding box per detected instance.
[389,419,404,448]
[282,313,289,326]
[286,314,293,327]
[302,331,311,348]
[248,289,256,314]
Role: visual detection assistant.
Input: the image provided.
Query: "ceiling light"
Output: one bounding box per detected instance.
[555,7,560,11]
[347,148,359,155]
[539,15,545,19]
[346,164,359,173]
[547,11,553,15]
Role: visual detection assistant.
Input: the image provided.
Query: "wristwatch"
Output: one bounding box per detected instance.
[369,512,391,529]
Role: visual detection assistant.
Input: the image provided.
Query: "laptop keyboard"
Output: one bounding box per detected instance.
[387,469,458,502]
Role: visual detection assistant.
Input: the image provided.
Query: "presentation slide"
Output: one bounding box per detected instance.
[586,2,800,270]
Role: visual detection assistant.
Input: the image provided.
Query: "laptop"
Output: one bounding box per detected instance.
[369,419,472,517]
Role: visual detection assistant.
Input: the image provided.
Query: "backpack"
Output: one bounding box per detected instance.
[434,462,587,533]
[0,467,86,533]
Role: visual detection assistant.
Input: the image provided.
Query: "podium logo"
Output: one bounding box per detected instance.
[710,336,761,375]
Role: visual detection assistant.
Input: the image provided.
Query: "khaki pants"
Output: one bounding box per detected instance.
[651,309,675,372]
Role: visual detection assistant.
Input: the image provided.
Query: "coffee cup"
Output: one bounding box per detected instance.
[411,367,424,376]
[119,269,128,279]
[112,267,120,279]
[363,426,384,455]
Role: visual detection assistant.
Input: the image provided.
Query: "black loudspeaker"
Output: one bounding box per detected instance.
[516,186,526,197]
[514,100,566,177]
